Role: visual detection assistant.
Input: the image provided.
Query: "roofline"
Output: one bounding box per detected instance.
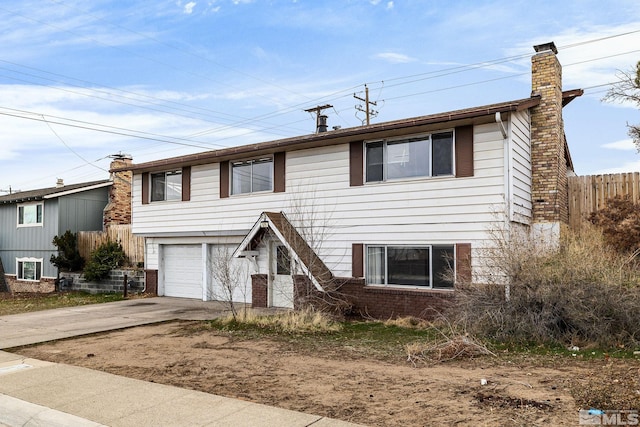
[116,90,582,174]
[0,180,112,204]
[43,181,112,199]
[115,96,550,174]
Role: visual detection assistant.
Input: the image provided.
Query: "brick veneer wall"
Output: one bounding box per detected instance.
[251,274,268,308]
[144,269,158,296]
[340,279,455,319]
[250,274,455,319]
[530,44,569,224]
[104,158,133,228]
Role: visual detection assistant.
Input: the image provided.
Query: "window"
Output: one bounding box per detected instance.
[366,245,454,289]
[17,203,43,226]
[275,245,291,275]
[16,258,42,281]
[150,170,182,202]
[231,158,273,195]
[365,132,453,182]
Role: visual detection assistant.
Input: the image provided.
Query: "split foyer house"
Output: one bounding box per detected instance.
[115,42,582,318]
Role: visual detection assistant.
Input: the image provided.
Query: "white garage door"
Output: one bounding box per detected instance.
[162,245,203,299]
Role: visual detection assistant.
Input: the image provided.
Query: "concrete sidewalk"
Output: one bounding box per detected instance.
[0,298,362,426]
[0,351,358,426]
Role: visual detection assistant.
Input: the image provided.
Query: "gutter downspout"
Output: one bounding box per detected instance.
[496,112,511,301]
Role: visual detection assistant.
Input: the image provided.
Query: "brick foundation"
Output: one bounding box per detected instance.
[5,276,55,293]
[250,273,455,320]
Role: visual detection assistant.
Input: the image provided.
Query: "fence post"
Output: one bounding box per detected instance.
[123,273,128,298]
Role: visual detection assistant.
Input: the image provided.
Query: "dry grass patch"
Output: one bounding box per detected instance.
[214,307,343,333]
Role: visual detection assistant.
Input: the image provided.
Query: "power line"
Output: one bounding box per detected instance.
[0,107,218,149]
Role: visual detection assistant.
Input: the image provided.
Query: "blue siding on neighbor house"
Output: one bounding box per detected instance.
[59,188,109,233]
[0,186,109,279]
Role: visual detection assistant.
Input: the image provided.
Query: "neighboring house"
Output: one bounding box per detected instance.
[115,42,582,318]
[0,156,133,293]
[0,180,111,292]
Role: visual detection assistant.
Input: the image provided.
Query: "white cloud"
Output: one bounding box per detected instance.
[386,1,394,10]
[183,2,197,14]
[602,138,635,150]
[374,52,416,64]
[507,23,640,90]
[594,159,640,174]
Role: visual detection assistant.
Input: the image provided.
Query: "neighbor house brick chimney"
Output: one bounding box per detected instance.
[104,155,133,229]
[530,41,569,230]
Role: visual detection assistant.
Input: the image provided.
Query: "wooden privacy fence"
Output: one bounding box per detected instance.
[568,172,640,228]
[77,225,145,266]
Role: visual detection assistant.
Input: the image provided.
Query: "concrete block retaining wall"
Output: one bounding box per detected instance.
[60,269,145,294]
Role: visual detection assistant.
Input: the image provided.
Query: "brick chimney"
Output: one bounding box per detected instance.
[530,41,569,236]
[103,154,133,229]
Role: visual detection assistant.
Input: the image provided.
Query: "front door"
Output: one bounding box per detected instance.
[269,243,294,308]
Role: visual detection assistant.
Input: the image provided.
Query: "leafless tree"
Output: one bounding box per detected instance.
[207,244,250,321]
[603,60,640,150]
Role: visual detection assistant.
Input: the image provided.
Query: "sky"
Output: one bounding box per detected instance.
[1,0,639,193]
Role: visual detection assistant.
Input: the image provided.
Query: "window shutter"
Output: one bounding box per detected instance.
[455,125,474,177]
[182,166,191,201]
[220,161,229,198]
[274,152,286,193]
[142,173,149,205]
[349,141,364,186]
[455,243,472,283]
[352,243,364,278]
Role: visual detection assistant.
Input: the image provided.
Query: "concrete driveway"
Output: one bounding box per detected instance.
[0,297,232,349]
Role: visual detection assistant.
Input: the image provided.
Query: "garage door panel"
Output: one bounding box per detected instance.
[163,245,202,299]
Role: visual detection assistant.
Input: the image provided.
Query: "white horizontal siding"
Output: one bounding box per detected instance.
[134,125,508,277]
[510,110,532,223]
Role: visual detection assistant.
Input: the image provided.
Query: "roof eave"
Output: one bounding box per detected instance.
[117,96,542,174]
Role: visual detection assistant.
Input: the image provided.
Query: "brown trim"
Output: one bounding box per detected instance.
[352,243,364,278]
[141,173,149,205]
[274,152,286,193]
[181,166,191,201]
[220,161,229,198]
[349,141,364,186]
[455,243,472,283]
[455,125,474,178]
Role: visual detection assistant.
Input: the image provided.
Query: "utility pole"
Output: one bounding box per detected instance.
[354,85,378,125]
[304,104,333,133]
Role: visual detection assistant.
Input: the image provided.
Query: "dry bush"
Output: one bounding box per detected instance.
[589,195,640,254]
[406,334,495,365]
[449,224,640,348]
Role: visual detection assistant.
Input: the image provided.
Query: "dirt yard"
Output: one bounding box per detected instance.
[13,320,640,427]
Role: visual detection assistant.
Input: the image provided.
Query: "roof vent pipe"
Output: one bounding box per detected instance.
[56,178,64,188]
[317,115,328,133]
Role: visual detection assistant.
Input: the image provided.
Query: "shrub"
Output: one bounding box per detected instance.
[448,224,640,348]
[589,195,640,254]
[83,241,126,282]
[50,230,84,271]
